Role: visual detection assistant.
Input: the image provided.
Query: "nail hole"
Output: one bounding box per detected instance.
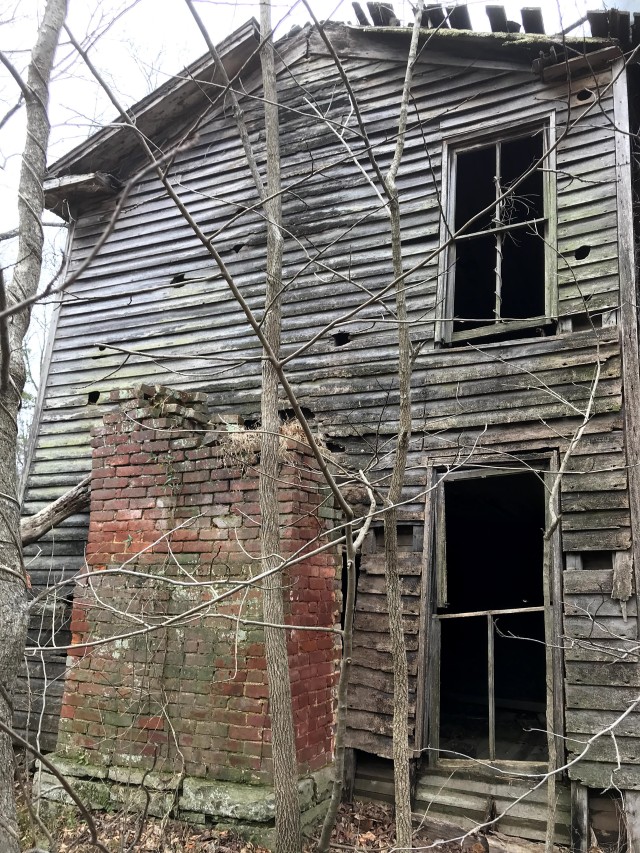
[333,331,351,347]
[87,391,100,405]
[574,245,591,261]
[576,88,594,102]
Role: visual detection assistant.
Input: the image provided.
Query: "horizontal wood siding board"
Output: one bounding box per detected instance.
[564,614,637,640]
[566,660,640,686]
[566,736,640,765]
[565,593,636,618]
[569,761,640,790]
[567,684,640,711]
[563,569,615,595]
[566,709,640,737]
[562,508,630,531]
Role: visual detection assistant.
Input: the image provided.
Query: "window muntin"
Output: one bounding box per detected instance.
[440,125,553,345]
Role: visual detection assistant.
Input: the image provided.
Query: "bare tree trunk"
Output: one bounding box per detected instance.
[0,2,67,849]
[319,480,374,853]
[382,6,423,848]
[257,2,301,852]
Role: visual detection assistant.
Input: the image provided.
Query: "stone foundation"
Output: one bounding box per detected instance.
[37,756,333,844]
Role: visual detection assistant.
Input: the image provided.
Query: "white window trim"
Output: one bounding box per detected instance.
[435,115,557,346]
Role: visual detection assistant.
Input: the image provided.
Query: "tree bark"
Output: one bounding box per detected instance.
[381,5,423,848]
[0,2,67,850]
[20,474,90,547]
[257,2,301,852]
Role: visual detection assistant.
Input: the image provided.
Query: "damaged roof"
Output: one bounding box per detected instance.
[45,4,631,196]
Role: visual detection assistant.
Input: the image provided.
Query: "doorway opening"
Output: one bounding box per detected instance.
[434,470,549,762]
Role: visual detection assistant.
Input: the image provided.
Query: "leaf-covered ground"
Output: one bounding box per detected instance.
[18,797,473,852]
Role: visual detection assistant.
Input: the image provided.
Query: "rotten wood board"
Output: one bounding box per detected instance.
[564,614,638,641]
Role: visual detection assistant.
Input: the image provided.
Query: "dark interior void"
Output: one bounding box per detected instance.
[452,132,545,338]
[438,472,548,761]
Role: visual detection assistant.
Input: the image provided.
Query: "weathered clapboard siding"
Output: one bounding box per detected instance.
[562,541,640,789]
[346,548,424,757]
[20,20,637,778]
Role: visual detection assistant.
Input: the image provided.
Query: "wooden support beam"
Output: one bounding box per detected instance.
[486,4,508,32]
[624,791,640,851]
[366,2,382,25]
[587,10,610,38]
[521,7,545,34]
[352,1,370,25]
[613,56,640,683]
[447,4,471,30]
[378,3,399,25]
[570,782,589,853]
[426,5,448,28]
[613,10,631,46]
[366,2,396,25]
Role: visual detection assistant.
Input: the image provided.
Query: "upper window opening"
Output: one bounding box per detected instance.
[440,127,553,346]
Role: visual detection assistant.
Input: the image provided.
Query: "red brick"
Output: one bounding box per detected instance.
[137,716,164,730]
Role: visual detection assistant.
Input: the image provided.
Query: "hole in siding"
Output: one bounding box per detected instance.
[574,245,591,261]
[243,417,260,430]
[326,440,345,453]
[333,331,351,347]
[92,346,106,359]
[171,273,186,287]
[279,406,315,422]
[87,391,100,405]
[233,243,246,254]
[571,313,602,331]
[576,88,595,102]
[375,523,415,551]
[581,551,614,571]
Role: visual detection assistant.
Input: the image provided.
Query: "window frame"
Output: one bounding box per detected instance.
[435,116,557,347]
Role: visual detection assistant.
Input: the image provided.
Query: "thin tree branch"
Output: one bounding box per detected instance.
[20,473,90,546]
[0,718,109,853]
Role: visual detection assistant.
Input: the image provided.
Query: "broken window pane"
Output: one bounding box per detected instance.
[448,128,548,343]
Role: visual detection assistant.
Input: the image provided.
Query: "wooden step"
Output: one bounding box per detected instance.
[354,755,572,846]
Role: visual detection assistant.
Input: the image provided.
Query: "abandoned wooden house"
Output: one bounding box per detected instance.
[18,4,640,849]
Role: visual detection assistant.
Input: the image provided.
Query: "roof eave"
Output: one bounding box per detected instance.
[47,17,261,181]
[347,23,618,63]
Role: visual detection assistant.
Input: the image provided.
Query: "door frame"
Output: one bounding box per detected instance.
[415,454,565,770]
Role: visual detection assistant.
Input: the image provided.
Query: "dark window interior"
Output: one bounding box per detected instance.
[452,131,546,341]
[438,471,548,761]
